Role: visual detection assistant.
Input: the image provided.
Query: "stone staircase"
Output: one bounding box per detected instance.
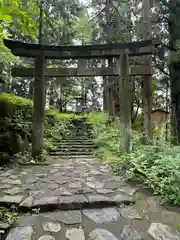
[50,118,97,156]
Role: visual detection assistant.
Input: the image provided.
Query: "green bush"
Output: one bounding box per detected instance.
[89,112,180,205]
[0,93,87,164]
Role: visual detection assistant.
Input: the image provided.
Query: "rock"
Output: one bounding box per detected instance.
[148,223,180,240]
[5,226,33,240]
[0,195,23,205]
[36,173,48,178]
[20,196,34,208]
[86,182,104,189]
[33,196,58,207]
[53,188,72,196]
[0,221,11,230]
[42,222,61,232]
[66,228,85,240]
[52,164,62,168]
[41,210,82,224]
[99,166,110,173]
[83,208,120,224]
[119,206,141,219]
[113,194,134,204]
[55,179,68,185]
[81,187,94,194]
[90,170,103,175]
[50,169,59,174]
[69,181,82,189]
[96,189,114,194]
[25,178,38,184]
[9,175,19,180]
[48,183,60,190]
[4,187,22,195]
[37,235,55,240]
[88,228,118,240]
[0,184,12,189]
[2,179,21,185]
[121,225,142,240]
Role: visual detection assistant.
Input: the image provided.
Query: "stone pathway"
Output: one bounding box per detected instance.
[0,155,180,240]
[0,157,135,211]
[1,118,180,239]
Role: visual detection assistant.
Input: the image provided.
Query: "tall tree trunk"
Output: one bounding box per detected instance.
[169,0,180,143]
[142,0,153,141]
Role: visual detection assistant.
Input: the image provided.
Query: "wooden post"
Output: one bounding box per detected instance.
[32,53,46,158]
[107,58,114,116]
[118,50,133,152]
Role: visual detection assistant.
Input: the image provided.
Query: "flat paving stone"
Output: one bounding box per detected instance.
[118,186,137,196]
[53,188,72,196]
[88,228,119,240]
[25,178,38,184]
[87,195,113,203]
[33,196,58,208]
[59,195,88,207]
[42,222,61,232]
[0,195,23,205]
[3,187,22,195]
[5,226,33,240]
[0,184,12,189]
[148,223,180,240]
[113,194,134,204]
[86,182,104,189]
[119,206,141,219]
[16,215,39,227]
[48,183,60,190]
[1,179,21,185]
[69,182,82,189]
[83,208,120,224]
[37,235,55,240]
[41,210,82,224]
[96,189,114,194]
[121,225,142,240]
[66,228,85,240]
[20,196,34,207]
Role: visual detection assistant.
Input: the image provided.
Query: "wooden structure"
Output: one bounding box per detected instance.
[151,109,170,139]
[4,38,160,155]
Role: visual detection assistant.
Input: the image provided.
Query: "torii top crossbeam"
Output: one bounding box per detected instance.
[3,39,160,59]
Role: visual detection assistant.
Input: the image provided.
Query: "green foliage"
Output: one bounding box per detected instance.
[0,93,88,165]
[90,112,180,205]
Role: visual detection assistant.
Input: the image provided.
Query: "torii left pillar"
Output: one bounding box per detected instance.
[32,52,46,158]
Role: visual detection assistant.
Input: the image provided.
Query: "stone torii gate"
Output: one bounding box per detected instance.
[4,38,160,155]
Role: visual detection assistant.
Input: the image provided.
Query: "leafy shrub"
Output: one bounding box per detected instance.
[0,93,83,164]
[90,112,180,205]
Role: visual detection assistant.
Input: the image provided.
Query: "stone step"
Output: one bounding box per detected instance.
[59,155,95,159]
[1,194,134,213]
[64,138,93,142]
[59,144,97,148]
[58,141,95,147]
[50,148,94,153]
[49,151,94,156]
